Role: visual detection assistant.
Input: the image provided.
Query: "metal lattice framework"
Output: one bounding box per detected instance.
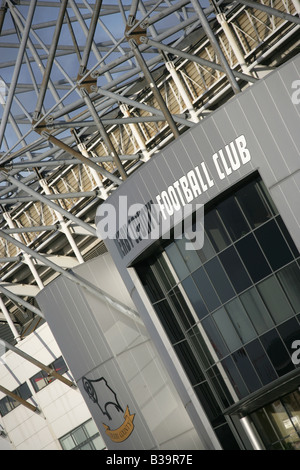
[0,0,299,343]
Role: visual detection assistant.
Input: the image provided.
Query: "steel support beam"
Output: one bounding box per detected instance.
[128,38,180,138]
[0,0,37,147]
[190,0,241,94]
[81,90,128,180]
[96,87,194,127]
[0,384,39,413]
[0,296,20,342]
[142,37,257,83]
[79,0,103,75]
[233,0,300,25]
[2,212,44,291]
[32,132,122,186]
[0,338,76,388]
[33,0,68,121]
[0,229,143,325]
[1,226,58,234]
[0,192,98,205]
[0,173,98,237]
[0,284,44,319]
[39,178,85,264]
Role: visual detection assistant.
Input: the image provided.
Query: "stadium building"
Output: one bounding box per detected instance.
[0,0,300,451]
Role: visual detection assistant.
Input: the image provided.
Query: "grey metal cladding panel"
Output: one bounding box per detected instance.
[265,70,300,173]
[139,153,167,199]
[155,145,188,184]
[251,82,300,174]
[233,88,284,185]
[176,124,223,198]
[270,173,300,250]
[37,277,113,380]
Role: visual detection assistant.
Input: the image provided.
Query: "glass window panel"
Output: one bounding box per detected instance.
[84,419,98,437]
[250,408,282,449]
[277,262,300,314]
[53,357,68,376]
[192,267,220,312]
[165,243,190,280]
[277,318,300,355]
[245,339,277,385]
[221,356,248,399]
[80,443,92,450]
[219,246,252,294]
[175,237,202,273]
[198,231,216,263]
[276,216,299,258]
[0,397,12,417]
[264,400,291,441]
[205,208,231,252]
[232,348,262,393]
[240,287,274,334]
[225,298,257,343]
[30,371,48,392]
[236,178,276,229]
[92,436,106,450]
[73,427,87,445]
[236,233,271,283]
[181,277,208,320]
[17,383,32,401]
[281,391,300,433]
[213,307,242,352]
[60,435,76,450]
[173,340,205,386]
[154,300,185,344]
[257,276,294,324]
[201,316,229,359]
[205,257,235,304]
[217,196,250,241]
[260,329,295,377]
[255,220,293,271]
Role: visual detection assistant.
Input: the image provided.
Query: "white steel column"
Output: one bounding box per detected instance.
[0,296,20,342]
[76,143,109,199]
[164,59,200,123]
[39,179,85,264]
[216,13,253,76]
[3,212,44,290]
[120,104,151,162]
[292,0,300,14]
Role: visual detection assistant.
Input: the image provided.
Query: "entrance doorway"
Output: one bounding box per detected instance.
[249,390,300,450]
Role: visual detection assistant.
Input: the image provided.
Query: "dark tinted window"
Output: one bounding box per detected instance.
[202,316,229,359]
[217,196,249,241]
[245,340,277,385]
[219,246,252,293]
[255,220,293,271]
[181,277,208,320]
[192,267,220,312]
[232,348,261,393]
[236,179,276,229]
[205,257,235,304]
[236,233,271,283]
[260,329,295,377]
[205,209,230,252]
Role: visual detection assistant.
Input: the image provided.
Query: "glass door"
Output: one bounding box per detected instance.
[249,390,300,450]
